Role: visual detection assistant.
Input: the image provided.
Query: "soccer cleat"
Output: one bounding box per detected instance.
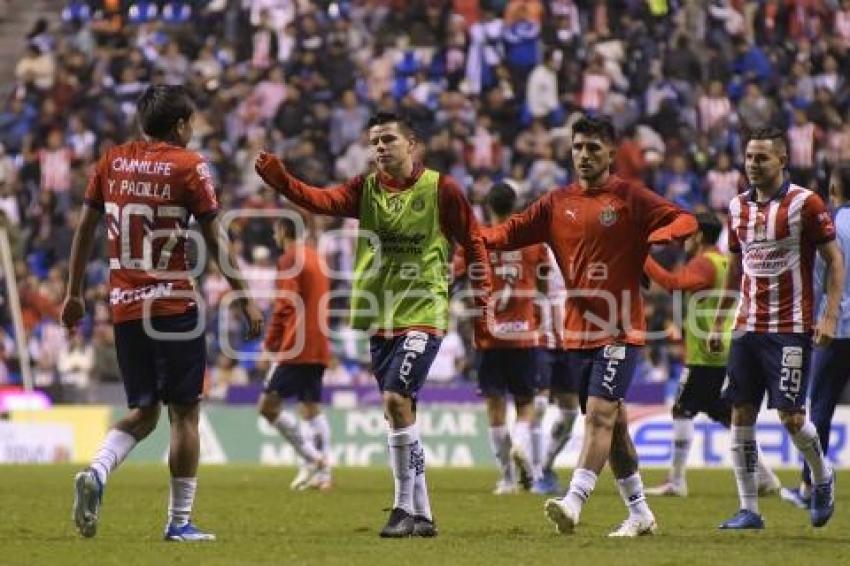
[645,481,688,497]
[810,473,835,528]
[305,471,333,491]
[163,522,217,541]
[531,470,561,495]
[412,515,438,538]
[608,515,658,537]
[289,466,312,490]
[492,479,519,495]
[718,509,765,530]
[510,447,533,491]
[379,508,415,538]
[779,487,811,509]
[544,498,579,535]
[72,468,103,538]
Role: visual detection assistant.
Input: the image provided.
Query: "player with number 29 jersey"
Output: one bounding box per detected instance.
[84,140,219,323]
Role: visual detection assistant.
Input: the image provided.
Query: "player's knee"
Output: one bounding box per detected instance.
[127,405,161,439]
[584,405,616,432]
[533,395,549,423]
[779,411,805,434]
[383,392,412,422]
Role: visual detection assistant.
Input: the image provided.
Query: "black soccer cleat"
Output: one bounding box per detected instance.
[379,508,415,538]
[412,515,438,538]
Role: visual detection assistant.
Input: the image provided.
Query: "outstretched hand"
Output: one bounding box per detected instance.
[254,151,288,190]
[240,300,265,340]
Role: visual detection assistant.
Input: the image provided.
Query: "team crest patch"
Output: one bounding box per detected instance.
[387,197,403,213]
[599,204,618,227]
[411,196,425,211]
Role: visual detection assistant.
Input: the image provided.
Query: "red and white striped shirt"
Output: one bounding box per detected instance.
[39,148,73,193]
[788,122,817,169]
[835,10,850,48]
[580,72,610,111]
[727,183,835,333]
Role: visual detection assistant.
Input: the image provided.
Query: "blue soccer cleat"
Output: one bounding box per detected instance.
[531,470,561,495]
[718,509,764,530]
[810,473,835,528]
[779,487,811,510]
[72,468,103,538]
[164,522,217,542]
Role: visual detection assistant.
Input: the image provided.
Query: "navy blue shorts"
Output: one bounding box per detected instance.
[673,365,731,424]
[537,348,578,394]
[263,363,325,403]
[476,348,538,399]
[724,332,811,412]
[113,311,206,409]
[566,345,642,412]
[370,331,442,400]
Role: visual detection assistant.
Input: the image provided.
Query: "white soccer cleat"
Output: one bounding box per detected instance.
[289,466,312,491]
[645,481,688,497]
[608,515,658,538]
[544,498,579,534]
[72,469,102,538]
[492,479,519,495]
[305,469,333,491]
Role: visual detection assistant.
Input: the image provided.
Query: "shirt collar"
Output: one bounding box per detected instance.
[377,163,424,190]
[747,178,790,203]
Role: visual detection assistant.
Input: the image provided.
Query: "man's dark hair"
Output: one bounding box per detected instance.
[572,115,617,144]
[366,111,416,139]
[276,216,302,240]
[696,211,723,245]
[487,182,517,217]
[136,85,194,139]
[833,165,850,201]
[744,127,788,157]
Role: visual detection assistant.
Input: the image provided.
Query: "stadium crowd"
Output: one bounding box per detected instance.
[0,0,849,401]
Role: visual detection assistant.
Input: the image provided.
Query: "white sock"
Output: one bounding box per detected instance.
[617,472,654,520]
[731,426,759,513]
[307,413,332,465]
[90,429,137,486]
[564,468,597,512]
[791,421,832,485]
[670,418,694,485]
[273,412,322,464]
[512,420,533,477]
[755,445,779,488]
[168,477,197,527]
[544,408,578,471]
[388,425,416,514]
[411,425,432,521]
[488,425,513,482]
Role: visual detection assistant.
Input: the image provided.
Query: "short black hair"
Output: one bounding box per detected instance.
[136,85,194,139]
[572,114,617,144]
[695,211,723,244]
[276,215,302,240]
[366,111,415,138]
[833,165,850,201]
[744,127,788,157]
[487,182,517,217]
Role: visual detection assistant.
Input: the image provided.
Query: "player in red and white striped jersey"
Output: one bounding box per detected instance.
[710,128,844,530]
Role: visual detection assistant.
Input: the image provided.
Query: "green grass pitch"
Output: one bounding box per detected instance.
[1,466,849,565]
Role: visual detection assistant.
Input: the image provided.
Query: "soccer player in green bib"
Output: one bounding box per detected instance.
[255,112,491,537]
[642,212,781,497]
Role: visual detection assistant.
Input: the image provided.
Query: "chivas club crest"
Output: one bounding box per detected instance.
[599,204,618,227]
[411,196,425,212]
[387,196,403,213]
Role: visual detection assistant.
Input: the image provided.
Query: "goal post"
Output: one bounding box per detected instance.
[0,224,33,391]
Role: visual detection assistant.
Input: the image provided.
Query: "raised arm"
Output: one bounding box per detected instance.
[644,255,715,293]
[482,194,551,250]
[255,151,362,218]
